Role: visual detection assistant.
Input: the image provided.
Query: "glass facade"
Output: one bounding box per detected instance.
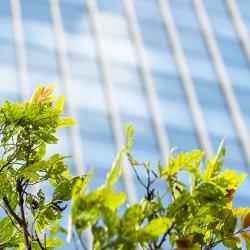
[1,0,250,224]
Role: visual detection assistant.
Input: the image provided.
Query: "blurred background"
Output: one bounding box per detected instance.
[1,0,250,213]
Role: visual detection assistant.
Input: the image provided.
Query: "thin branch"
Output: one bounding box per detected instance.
[17,179,31,250]
[35,230,45,250]
[156,223,174,248]
[77,233,87,250]
[131,166,147,189]
[2,196,23,225]
[0,203,22,232]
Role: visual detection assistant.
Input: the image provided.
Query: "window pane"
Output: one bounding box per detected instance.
[146,47,176,74]
[98,13,129,38]
[153,73,184,98]
[0,1,14,41]
[178,28,208,56]
[115,88,149,118]
[203,106,236,138]
[109,64,143,88]
[139,21,169,48]
[193,80,225,106]
[186,56,216,82]
[167,127,200,151]
[101,37,137,65]
[96,0,124,14]
[226,64,250,89]
[160,97,194,130]
[70,81,107,112]
[217,37,247,64]
[134,0,162,23]
[26,47,58,72]
[170,4,199,30]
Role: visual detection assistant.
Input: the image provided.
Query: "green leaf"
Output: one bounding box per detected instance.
[203,141,225,180]
[105,150,123,187]
[55,96,64,113]
[58,117,76,127]
[141,217,171,239]
[125,123,134,150]
[0,217,15,244]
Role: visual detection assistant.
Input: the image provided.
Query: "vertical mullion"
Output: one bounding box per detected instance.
[49,1,93,247]
[192,0,250,167]
[10,0,29,101]
[122,0,170,164]
[225,0,250,65]
[158,0,213,156]
[49,0,85,176]
[86,0,137,204]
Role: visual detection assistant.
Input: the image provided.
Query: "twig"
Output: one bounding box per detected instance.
[131,166,147,189]
[156,223,174,248]
[2,196,23,225]
[17,179,31,250]
[35,230,45,250]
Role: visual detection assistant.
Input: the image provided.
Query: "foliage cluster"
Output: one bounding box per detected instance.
[0,86,250,250]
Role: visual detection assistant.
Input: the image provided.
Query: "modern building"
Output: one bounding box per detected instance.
[1,0,250,214]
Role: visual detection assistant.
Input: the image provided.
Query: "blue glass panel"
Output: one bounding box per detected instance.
[121,115,158,147]
[0,64,19,96]
[169,4,199,30]
[0,1,11,14]
[0,41,16,64]
[235,88,250,113]
[226,63,250,89]
[64,30,96,57]
[153,73,184,98]
[21,0,51,22]
[60,1,87,25]
[96,0,124,14]
[234,192,250,208]
[82,138,116,171]
[193,80,225,106]
[46,129,71,156]
[235,177,250,207]
[68,56,100,80]
[60,0,86,5]
[206,12,236,40]
[99,13,129,38]
[109,63,143,88]
[0,1,14,41]
[133,0,162,23]
[202,105,236,138]
[216,37,247,64]
[139,21,169,48]
[243,115,250,135]
[21,1,55,49]
[115,88,150,119]
[70,80,107,112]
[26,47,58,72]
[211,136,245,165]
[23,21,55,49]
[28,70,60,96]
[177,28,208,56]
[101,37,137,65]
[167,127,200,151]
[186,55,217,82]
[77,109,113,138]
[237,0,250,18]
[203,0,227,14]
[146,47,176,74]
[160,96,194,130]
[169,0,192,5]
